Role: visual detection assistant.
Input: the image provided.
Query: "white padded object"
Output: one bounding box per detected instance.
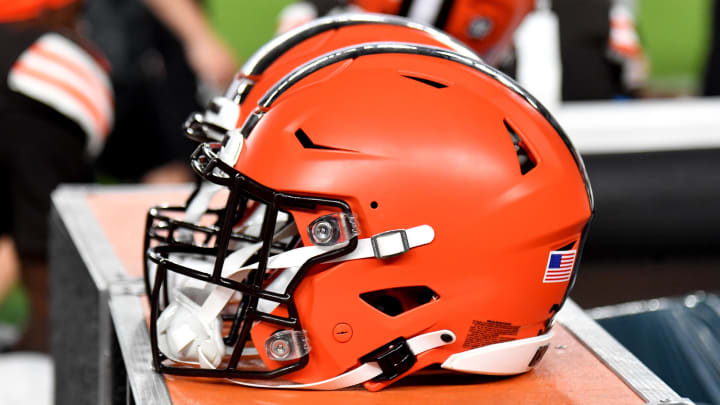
[156,292,225,368]
[238,225,435,271]
[441,332,553,375]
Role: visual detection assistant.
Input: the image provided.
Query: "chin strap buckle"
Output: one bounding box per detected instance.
[371,229,410,259]
[359,337,416,382]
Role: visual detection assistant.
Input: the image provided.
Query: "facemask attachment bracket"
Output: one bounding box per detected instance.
[184,97,242,143]
[184,112,227,143]
[265,330,311,361]
[307,213,358,246]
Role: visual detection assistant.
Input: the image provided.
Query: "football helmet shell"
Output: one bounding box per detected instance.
[147,42,593,391]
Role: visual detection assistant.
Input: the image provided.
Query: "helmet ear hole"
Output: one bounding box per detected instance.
[360,286,439,317]
[504,119,536,175]
[369,295,404,317]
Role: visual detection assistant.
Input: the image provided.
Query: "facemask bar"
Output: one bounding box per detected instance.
[148,142,358,380]
[143,182,293,300]
[144,183,225,299]
[183,111,229,143]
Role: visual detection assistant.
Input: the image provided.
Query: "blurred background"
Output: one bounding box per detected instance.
[208,0,714,95]
[1,0,719,404]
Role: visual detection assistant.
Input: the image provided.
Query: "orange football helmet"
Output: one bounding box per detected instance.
[146,41,593,391]
[352,0,535,64]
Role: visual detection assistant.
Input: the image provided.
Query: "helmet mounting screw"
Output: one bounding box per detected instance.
[308,215,343,246]
[269,338,292,360]
[312,221,334,244]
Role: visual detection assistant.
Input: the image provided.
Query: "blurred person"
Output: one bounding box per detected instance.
[0,235,27,351]
[280,0,646,101]
[85,0,237,184]
[143,0,237,91]
[0,237,19,309]
[607,0,647,95]
[705,0,720,95]
[0,0,114,351]
[552,0,646,100]
[276,0,534,67]
[0,235,22,350]
[275,1,566,108]
[276,0,565,107]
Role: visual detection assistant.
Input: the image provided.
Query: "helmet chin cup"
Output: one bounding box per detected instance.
[156,292,225,369]
[441,332,553,375]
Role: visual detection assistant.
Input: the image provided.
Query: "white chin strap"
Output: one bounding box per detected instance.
[156,291,226,368]
[226,330,553,390]
[182,181,224,232]
[229,329,455,390]
[157,225,435,371]
[236,225,435,271]
[158,185,288,299]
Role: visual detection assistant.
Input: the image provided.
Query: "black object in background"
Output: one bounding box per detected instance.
[705,0,720,95]
[571,149,720,308]
[582,149,720,257]
[307,0,347,15]
[85,0,199,182]
[552,0,625,100]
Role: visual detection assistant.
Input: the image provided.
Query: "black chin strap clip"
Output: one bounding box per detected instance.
[359,337,417,382]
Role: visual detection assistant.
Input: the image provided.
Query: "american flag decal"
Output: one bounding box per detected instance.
[543,250,577,283]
